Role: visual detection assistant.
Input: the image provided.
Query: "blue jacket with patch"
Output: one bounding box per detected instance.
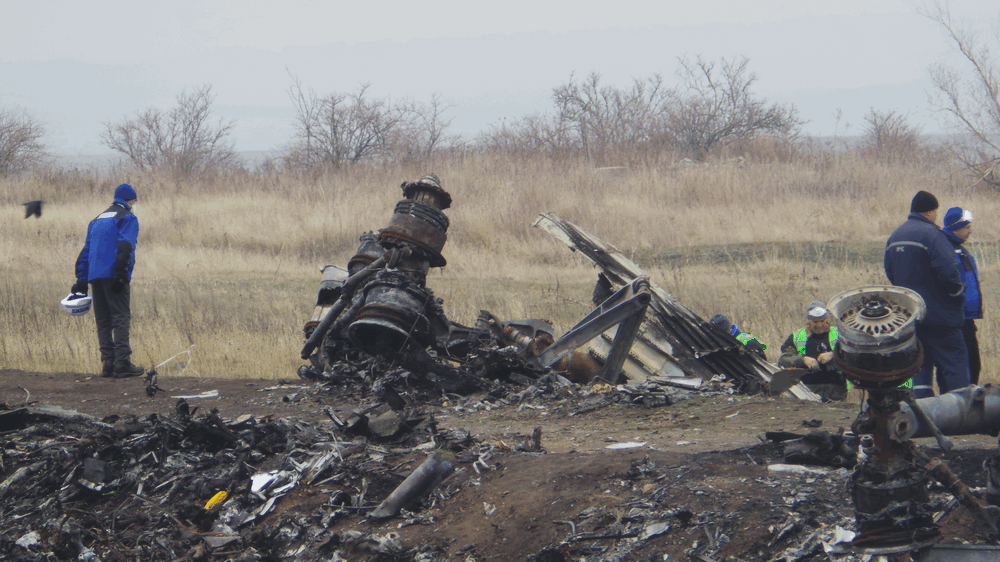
[884,212,964,327]
[944,230,983,320]
[75,199,139,283]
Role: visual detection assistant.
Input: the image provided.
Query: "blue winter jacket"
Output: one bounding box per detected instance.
[884,212,964,326]
[75,199,139,283]
[944,229,983,320]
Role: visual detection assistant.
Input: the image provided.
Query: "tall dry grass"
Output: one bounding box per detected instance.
[2,151,998,383]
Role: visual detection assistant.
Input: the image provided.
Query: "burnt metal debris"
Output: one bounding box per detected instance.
[12,176,1000,559]
[829,286,1000,557]
[296,182,811,408]
[0,401,484,561]
[4,391,1000,561]
[532,212,820,401]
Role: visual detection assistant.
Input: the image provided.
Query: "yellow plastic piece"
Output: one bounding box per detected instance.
[204,491,228,510]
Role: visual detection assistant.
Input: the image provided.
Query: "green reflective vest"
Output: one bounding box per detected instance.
[790,327,913,389]
[793,327,839,356]
[736,332,766,350]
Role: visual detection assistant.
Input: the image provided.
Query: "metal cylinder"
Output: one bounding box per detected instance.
[896,385,1000,439]
[348,271,435,354]
[850,466,936,541]
[829,286,926,389]
[400,173,451,210]
[378,174,451,268]
[379,200,449,267]
[347,232,384,276]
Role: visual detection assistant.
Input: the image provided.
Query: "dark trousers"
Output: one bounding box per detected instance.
[915,324,970,399]
[965,320,982,386]
[90,279,132,365]
[934,319,981,390]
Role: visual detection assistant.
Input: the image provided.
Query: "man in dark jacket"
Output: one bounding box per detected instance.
[884,191,969,398]
[72,184,144,378]
[709,314,768,360]
[941,206,982,387]
[778,301,846,401]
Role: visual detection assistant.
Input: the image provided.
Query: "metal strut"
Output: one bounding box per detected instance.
[530,277,651,382]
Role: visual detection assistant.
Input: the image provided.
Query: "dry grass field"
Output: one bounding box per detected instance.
[3,151,999,384]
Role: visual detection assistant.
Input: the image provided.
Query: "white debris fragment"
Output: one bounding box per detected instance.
[15,531,40,549]
[822,526,857,554]
[767,464,833,476]
[169,390,219,399]
[606,442,646,449]
[641,521,671,540]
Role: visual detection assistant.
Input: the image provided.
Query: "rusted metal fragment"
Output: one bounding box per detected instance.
[530,278,651,385]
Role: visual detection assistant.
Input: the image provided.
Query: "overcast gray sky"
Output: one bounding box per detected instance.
[2,0,997,155]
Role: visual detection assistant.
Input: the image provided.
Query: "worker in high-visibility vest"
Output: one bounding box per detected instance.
[778,301,847,401]
[709,314,768,360]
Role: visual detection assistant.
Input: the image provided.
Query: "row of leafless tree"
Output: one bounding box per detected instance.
[3,5,1000,185]
[478,57,800,165]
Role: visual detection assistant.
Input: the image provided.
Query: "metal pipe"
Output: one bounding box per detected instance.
[369,452,454,519]
[300,255,386,359]
[897,385,1000,440]
[902,394,953,451]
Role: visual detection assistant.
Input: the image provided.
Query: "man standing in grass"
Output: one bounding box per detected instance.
[72,183,145,378]
[777,301,846,401]
[941,206,982,387]
[884,191,968,398]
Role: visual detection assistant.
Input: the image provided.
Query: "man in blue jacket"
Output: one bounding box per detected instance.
[72,184,144,378]
[884,191,969,398]
[941,206,982,387]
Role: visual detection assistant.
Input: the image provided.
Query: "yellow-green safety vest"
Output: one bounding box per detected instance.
[793,327,839,356]
[736,332,767,350]
[791,327,913,390]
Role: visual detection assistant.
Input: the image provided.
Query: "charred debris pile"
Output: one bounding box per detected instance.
[0,399,849,562]
[295,175,819,410]
[3,401,995,562]
[0,399,495,561]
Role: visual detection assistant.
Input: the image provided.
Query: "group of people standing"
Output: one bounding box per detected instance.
[712,190,982,401]
[885,190,981,399]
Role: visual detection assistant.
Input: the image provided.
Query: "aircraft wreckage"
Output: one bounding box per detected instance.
[5,174,1000,561]
[296,174,819,403]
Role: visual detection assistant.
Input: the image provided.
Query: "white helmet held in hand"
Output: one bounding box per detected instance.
[60,292,93,316]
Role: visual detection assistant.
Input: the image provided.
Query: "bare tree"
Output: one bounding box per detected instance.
[477,113,577,159]
[662,56,801,159]
[859,109,923,163]
[286,82,402,166]
[926,5,1000,186]
[0,107,47,175]
[102,85,239,176]
[478,61,797,163]
[552,72,672,164]
[284,78,453,168]
[412,93,457,158]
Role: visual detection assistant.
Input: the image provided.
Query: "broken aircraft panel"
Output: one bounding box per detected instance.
[532,212,820,402]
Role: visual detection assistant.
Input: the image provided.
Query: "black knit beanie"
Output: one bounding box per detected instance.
[910,191,939,213]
